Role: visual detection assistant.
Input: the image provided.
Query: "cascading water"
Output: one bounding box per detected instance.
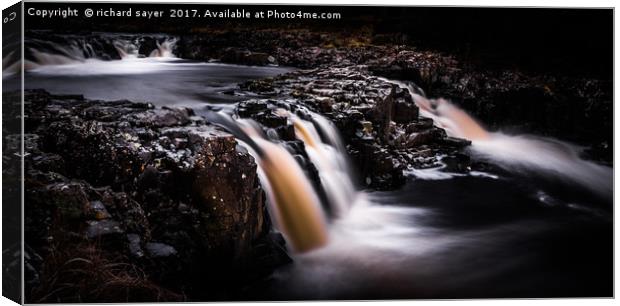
[24,34,178,70]
[113,39,140,59]
[206,111,331,252]
[149,38,177,58]
[279,109,357,217]
[388,79,613,198]
[249,135,330,253]
[205,104,361,252]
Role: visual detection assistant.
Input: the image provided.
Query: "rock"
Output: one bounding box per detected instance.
[124,107,192,128]
[220,48,277,66]
[145,242,177,258]
[46,182,91,222]
[441,153,471,173]
[127,233,145,258]
[86,200,111,220]
[85,220,123,239]
[138,36,158,57]
[240,79,275,94]
[406,118,434,133]
[442,136,472,148]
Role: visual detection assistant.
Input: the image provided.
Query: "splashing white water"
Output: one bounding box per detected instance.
[27,57,186,76]
[149,38,177,58]
[210,115,329,253]
[280,109,357,217]
[114,39,140,59]
[470,133,612,196]
[208,107,360,251]
[388,79,612,197]
[25,36,178,72]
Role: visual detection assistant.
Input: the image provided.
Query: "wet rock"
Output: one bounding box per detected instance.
[85,200,111,220]
[220,48,277,66]
[240,78,276,94]
[124,107,193,128]
[145,242,177,258]
[46,182,91,223]
[127,233,145,258]
[30,153,65,173]
[442,136,472,148]
[404,128,445,148]
[138,36,158,57]
[406,118,434,133]
[85,219,123,239]
[441,153,471,173]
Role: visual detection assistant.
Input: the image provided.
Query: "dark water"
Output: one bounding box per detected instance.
[16,60,613,299]
[243,173,612,300]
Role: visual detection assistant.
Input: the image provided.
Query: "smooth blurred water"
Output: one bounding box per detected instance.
[15,58,291,110]
[246,174,612,299]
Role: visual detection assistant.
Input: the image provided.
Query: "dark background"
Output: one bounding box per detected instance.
[24,3,613,79]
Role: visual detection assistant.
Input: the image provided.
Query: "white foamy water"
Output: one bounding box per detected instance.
[387,79,612,198]
[469,133,612,197]
[285,109,357,217]
[23,37,184,76]
[27,57,189,76]
[405,165,499,181]
[209,107,360,251]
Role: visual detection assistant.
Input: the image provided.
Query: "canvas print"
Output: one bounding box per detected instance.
[2,2,613,303]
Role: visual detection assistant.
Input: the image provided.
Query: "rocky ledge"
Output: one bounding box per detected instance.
[237,66,472,189]
[17,90,290,302]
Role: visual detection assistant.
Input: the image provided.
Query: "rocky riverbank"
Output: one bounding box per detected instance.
[18,90,290,302]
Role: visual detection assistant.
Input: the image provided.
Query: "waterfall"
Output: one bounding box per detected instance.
[252,136,330,253]
[281,109,357,217]
[206,112,330,252]
[206,105,359,252]
[26,39,88,68]
[113,39,140,59]
[24,35,178,69]
[388,79,612,197]
[149,38,177,58]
